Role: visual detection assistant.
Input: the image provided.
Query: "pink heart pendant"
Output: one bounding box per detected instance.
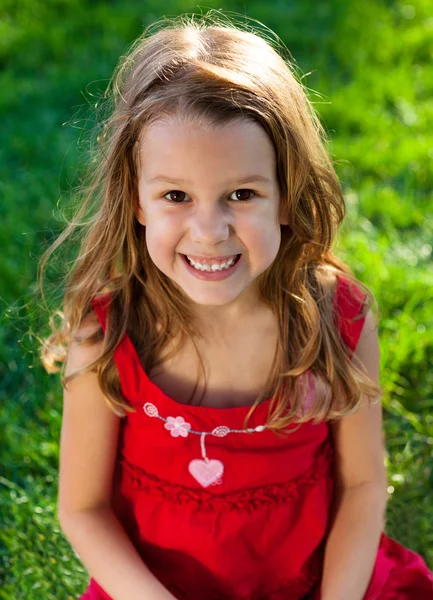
[188,459,224,488]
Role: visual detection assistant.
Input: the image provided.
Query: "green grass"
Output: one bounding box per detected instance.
[1,0,432,597]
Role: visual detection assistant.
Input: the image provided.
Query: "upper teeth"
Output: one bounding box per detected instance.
[186,255,237,271]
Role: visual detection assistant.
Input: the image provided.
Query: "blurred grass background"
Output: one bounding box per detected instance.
[1,0,432,597]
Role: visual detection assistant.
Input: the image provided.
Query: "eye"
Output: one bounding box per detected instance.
[164,190,189,203]
[229,189,256,202]
[163,189,256,203]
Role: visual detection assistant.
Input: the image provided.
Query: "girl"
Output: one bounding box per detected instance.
[41,12,433,600]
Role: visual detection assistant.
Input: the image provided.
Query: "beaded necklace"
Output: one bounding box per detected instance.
[143,402,267,488]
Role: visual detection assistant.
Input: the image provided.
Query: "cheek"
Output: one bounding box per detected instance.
[243,210,281,258]
[263,227,281,262]
[144,214,183,263]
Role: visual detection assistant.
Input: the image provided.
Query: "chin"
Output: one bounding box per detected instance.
[179,280,259,310]
[187,291,242,307]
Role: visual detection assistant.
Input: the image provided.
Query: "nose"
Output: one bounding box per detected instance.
[188,202,231,246]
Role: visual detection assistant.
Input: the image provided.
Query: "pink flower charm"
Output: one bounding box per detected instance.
[164,416,191,438]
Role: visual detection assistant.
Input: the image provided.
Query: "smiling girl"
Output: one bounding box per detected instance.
[41,12,433,600]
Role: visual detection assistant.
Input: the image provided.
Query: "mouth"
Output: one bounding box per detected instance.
[183,254,242,273]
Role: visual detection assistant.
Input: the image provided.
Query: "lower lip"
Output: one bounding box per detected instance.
[181,254,242,281]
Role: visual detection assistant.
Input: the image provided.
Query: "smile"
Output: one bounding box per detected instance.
[185,254,240,272]
[181,254,242,280]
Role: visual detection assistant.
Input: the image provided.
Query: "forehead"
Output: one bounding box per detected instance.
[137,116,277,184]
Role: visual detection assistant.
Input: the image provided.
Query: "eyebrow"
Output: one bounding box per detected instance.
[147,175,272,185]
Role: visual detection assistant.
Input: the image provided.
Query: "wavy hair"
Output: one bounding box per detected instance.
[40,11,382,431]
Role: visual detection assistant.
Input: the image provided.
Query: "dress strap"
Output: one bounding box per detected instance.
[92,294,110,329]
[334,275,367,356]
[92,294,145,407]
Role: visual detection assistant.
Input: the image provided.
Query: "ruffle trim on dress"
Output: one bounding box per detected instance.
[119,442,333,512]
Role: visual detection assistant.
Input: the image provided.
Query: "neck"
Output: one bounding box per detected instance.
[191,296,274,342]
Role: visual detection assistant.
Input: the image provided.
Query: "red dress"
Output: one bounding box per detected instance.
[80,276,433,599]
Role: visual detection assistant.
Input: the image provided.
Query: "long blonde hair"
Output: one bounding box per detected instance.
[40,11,381,431]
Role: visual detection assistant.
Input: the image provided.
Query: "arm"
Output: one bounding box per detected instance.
[58,317,177,600]
[320,309,388,600]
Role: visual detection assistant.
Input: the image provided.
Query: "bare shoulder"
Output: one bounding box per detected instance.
[316,267,377,319]
[65,311,104,376]
[315,265,339,299]
[59,310,120,518]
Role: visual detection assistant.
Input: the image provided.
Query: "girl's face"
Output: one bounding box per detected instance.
[136,116,285,310]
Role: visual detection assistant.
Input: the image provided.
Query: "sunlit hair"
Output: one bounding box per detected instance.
[40,11,382,431]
